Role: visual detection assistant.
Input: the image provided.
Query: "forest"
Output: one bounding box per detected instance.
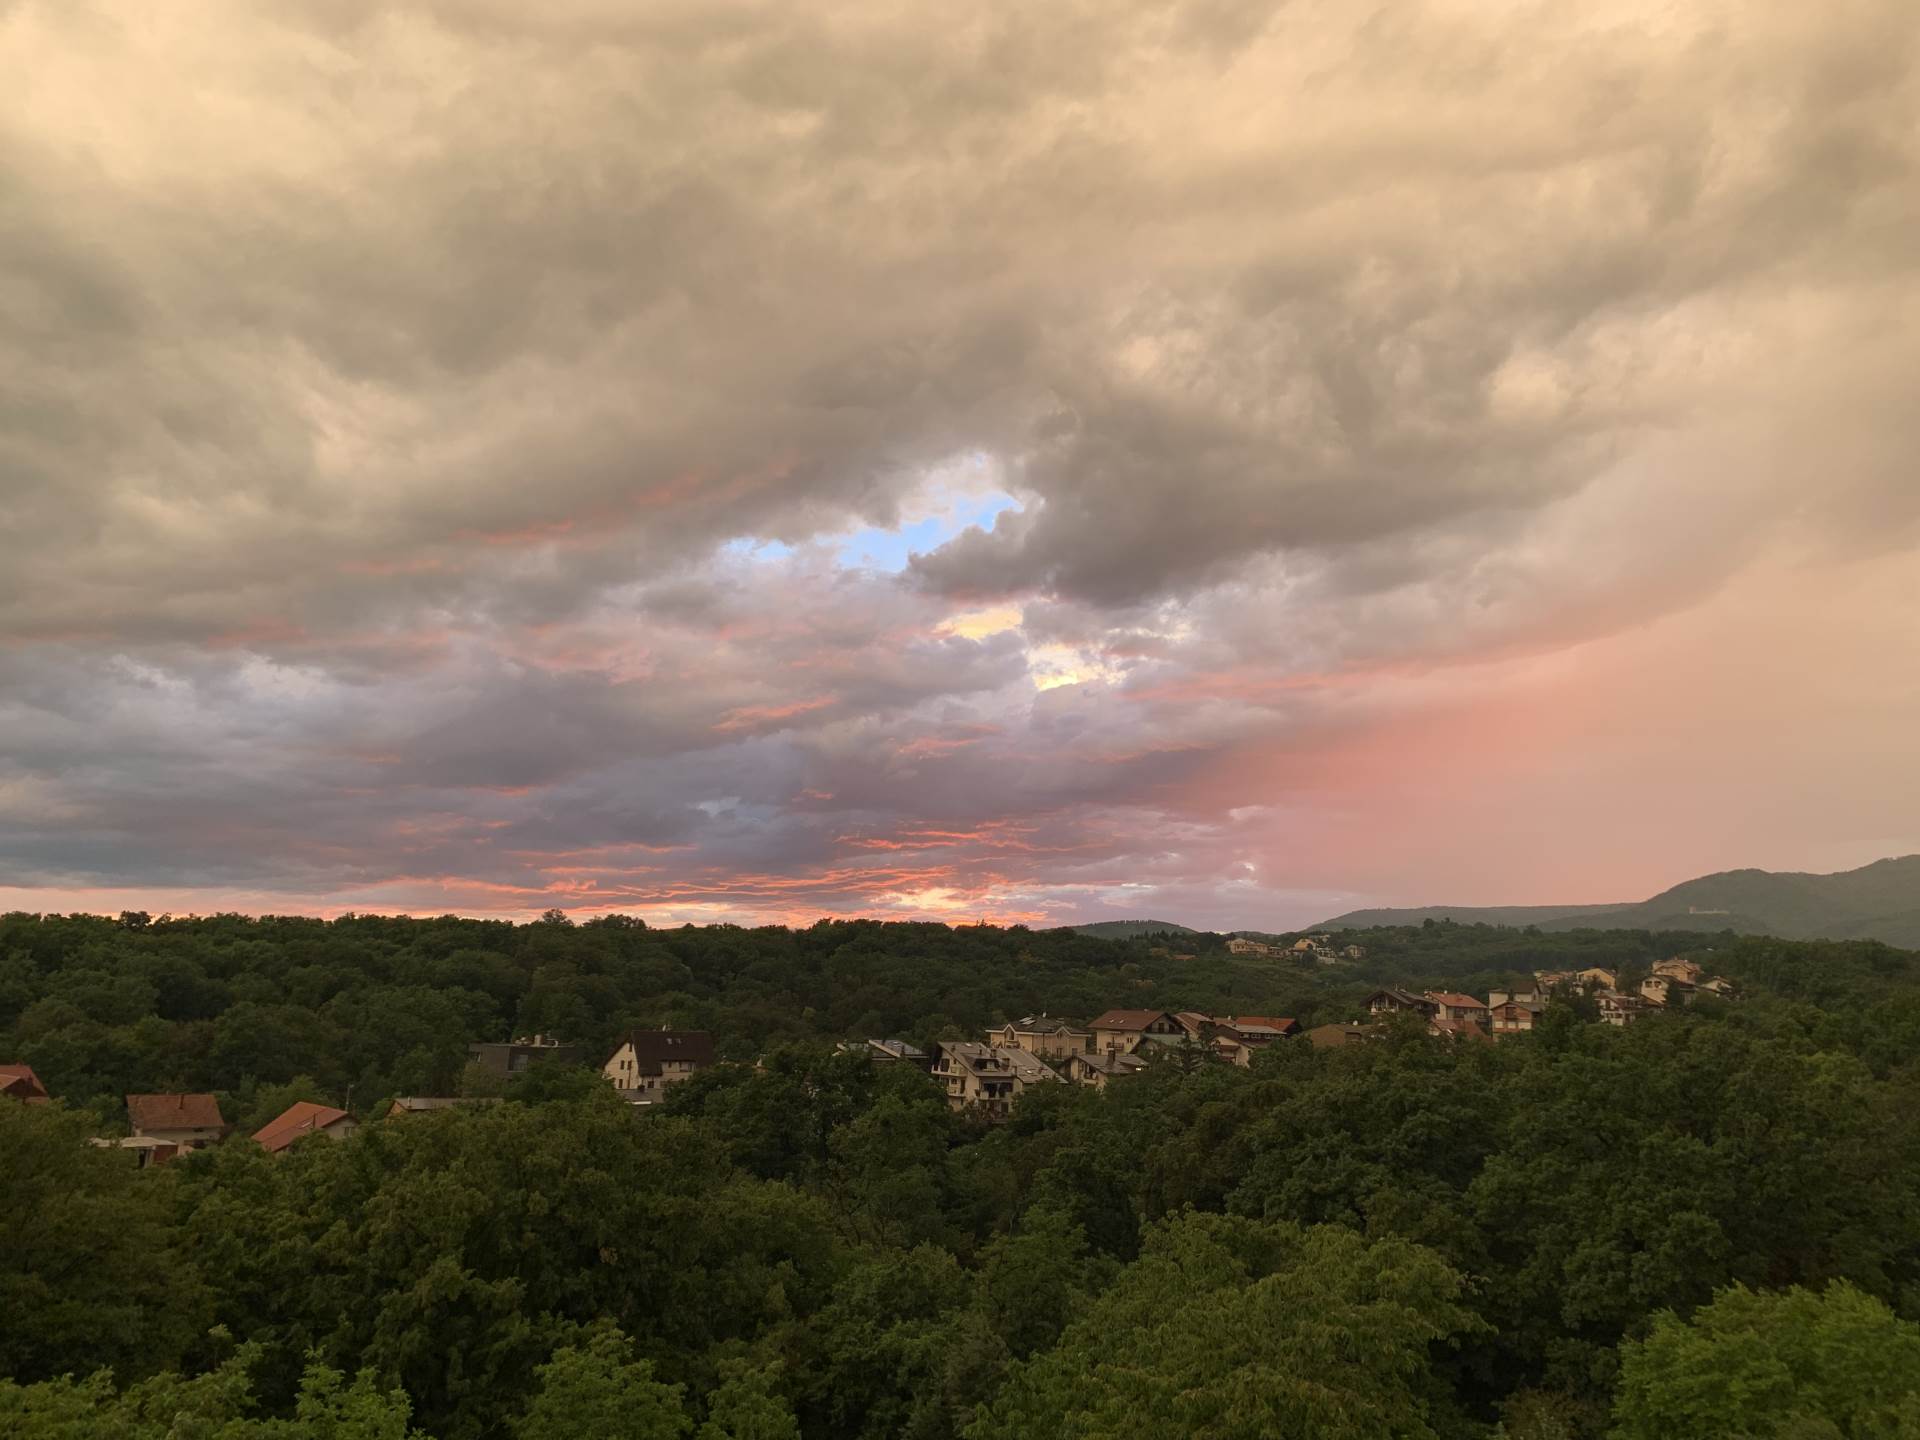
[6,908,1920,1438]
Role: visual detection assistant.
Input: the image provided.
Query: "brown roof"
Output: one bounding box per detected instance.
[127,1093,224,1133]
[1425,993,1487,1010]
[253,1101,353,1153]
[1222,1016,1298,1034]
[1,1063,50,1103]
[609,1029,716,1075]
[1088,1009,1178,1032]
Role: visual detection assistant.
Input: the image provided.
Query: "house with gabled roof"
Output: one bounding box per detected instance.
[987,1016,1090,1059]
[602,1029,715,1106]
[1364,988,1436,1019]
[1,1063,50,1104]
[933,1042,1060,1118]
[1088,1009,1186,1055]
[253,1101,357,1154]
[1064,1049,1150,1089]
[127,1093,225,1151]
[1424,992,1489,1030]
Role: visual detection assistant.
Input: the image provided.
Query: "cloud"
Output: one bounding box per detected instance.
[0,0,1916,926]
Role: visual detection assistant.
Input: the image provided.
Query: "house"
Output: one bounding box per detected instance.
[386,1096,504,1118]
[1488,986,1542,1008]
[1640,975,1696,1006]
[1424,993,1489,1030]
[468,1035,586,1079]
[1064,1050,1150,1089]
[253,1102,356,1154]
[1221,1015,1299,1037]
[1304,1021,1379,1049]
[1489,1000,1545,1034]
[1173,1011,1217,1041]
[1,1063,50,1104]
[855,1038,934,1068]
[127,1093,225,1151]
[1596,990,1653,1027]
[1088,1009,1186,1055]
[1364,988,1437,1019]
[933,1042,1060,1118]
[94,1135,182,1168]
[1695,975,1737,998]
[602,1029,715,1106]
[987,1016,1091,1059]
[1226,937,1280,957]
[1536,967,1617,995]
[1652,957,1703,983]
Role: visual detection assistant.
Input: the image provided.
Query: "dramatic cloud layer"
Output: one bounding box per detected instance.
[3,0,1916,927]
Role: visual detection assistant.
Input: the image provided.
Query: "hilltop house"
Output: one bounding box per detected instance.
[1489,1000,1545,1034]
[1364,988,1436,1019]
[602,1029,715,1106]
[1640,974,1696,1006]
[1425,993,1489,1030]
[933,1042,1060,1118]
[1088,1010,1186,1056]
[1538,967,1618,994]
[1653,957,1704,983]
[1596,991,1653,1027]
[1,1063,50,1104]
[848,1038,934,1068]
[253,1101,356,1154]
[1226,937,1281,957]
[1064,1050,1149,1089]
[468,1035,586,1079]
[386,1096,503,1119]
[127,1093,225,1151]
[988,1016,1091,1058]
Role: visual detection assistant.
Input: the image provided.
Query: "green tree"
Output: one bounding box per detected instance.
[695,1361,800,1440]
[0,1100,207,1384]
[514,1326,690,1440]
[969,1211,1480,1440]
[1612,1282,1920,1439]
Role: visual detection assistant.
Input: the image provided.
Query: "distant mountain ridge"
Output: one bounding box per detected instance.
[1316,855,1920,949]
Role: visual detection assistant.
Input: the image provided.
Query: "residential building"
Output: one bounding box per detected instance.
[1653,957,1704,982]
[1596,990,1653,1026]
[987,1016,1091,1059]
[1,1063,50,1104]
[848,1038,934,1068]
[1064,1050,1149,1089]
[1424,993,1489,1030]
[1364,988,1437,1019]
[1088,1009,1186,1055]
[127,1093,225,1151]
[1173,1011,1216,1041]
[1226,938,1280,957]
[1489,1000,1545,1034]
[602,1029,715,1106]
[1640,975,1696,1006]
[1304,1021,1379,1049]
[386,1096,504,1118]
[1696,975,1737,998]
[1536,967,1618,995]
[467,1035,586,1079]
[253,1102,357,1154]
[1488,986,1543,1008]
[1210,1016,1298,1066]
[933,1042,1060,1117]
[1219,1015,1299,1038]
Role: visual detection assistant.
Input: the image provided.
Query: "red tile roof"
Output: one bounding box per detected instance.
[253,1101,353,1153]
[1425,993,1487,1009]
[1,1063,50,1103]
[127,1093,225,1133]
[1088,1009,1178,1032]
[1223,1016,1298,1033]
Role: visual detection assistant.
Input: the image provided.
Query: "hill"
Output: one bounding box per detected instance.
[1063,918,1199,940]
[1317,855,1920,947]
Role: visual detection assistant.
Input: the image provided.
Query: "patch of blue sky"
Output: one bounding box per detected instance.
[835,488,1021,572]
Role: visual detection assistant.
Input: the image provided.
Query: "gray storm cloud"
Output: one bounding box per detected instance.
[1,0,1916,923]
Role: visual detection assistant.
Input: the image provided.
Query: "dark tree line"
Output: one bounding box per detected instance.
[6,910,1920,1436]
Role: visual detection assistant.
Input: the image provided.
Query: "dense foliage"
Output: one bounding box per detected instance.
[6,909,1920,1436]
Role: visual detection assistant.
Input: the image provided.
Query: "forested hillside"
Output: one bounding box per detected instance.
[7,910,1920,1438]
[1320,854,1920,947]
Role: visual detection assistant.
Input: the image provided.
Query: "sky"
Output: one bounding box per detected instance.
[2,0,1917,931]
